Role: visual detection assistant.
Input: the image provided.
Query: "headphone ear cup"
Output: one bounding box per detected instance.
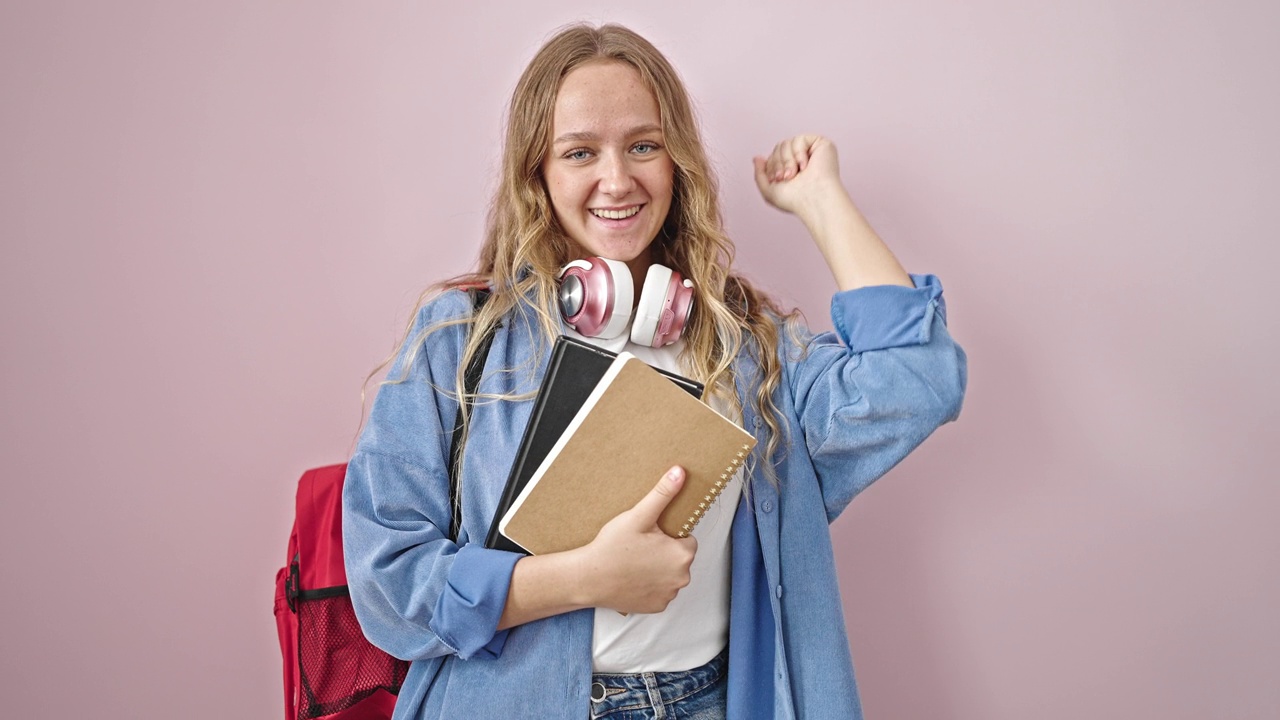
[557,257,634,339]
[630,264,694,347]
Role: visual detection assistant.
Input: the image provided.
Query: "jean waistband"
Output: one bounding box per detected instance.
[589,647,728,713]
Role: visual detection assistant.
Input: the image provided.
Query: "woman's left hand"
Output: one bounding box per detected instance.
[753,135,847,219]
[753,135,913,290]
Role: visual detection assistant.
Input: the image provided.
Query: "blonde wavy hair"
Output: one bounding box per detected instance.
[377,23,801,482]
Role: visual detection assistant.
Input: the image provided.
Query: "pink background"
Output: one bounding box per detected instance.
[2,2,1277,718]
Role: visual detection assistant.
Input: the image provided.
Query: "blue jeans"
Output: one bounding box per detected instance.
[588,648,728,719]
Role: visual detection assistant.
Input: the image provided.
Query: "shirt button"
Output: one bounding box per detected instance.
[760,500,773,513]
[776,584,783,599]
[753,416,763,429]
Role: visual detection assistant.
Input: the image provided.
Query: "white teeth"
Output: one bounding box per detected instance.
[591,206,641,220]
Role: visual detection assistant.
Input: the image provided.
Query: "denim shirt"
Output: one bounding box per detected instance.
[343,274,966,719]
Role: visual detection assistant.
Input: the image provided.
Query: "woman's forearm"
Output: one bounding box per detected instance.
[797,184,913,292]
[496,550,592,630]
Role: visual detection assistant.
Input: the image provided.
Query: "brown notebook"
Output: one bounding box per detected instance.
[498,352,757,555]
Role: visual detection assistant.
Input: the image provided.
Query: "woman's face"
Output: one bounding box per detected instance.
[542,61,674,270]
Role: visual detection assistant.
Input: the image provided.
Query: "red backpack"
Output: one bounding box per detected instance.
[274,289,494,720]
[274,464,405,720]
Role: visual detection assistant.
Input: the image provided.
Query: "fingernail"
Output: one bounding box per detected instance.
[666,467,684,481]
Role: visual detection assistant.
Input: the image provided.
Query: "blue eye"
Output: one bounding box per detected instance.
[633,142,660,155]
[565,148,592,161]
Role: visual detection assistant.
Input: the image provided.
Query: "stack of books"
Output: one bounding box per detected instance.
[485,336,757,556]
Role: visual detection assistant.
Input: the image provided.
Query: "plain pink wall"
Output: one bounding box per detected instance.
[2,1,1276,718]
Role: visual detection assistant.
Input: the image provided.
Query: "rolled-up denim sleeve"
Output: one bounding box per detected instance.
[429,545,521,659]
[832,273,947,353]
[786,273,967,521]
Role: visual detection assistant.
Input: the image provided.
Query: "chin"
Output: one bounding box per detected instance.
[574,236,655,264]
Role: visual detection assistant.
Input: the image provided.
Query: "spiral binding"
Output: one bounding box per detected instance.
[676,445,751,538]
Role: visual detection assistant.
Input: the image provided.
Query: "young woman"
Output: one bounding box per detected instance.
[343,23,966,720]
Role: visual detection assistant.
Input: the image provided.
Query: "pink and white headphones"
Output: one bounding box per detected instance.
[557,257,695,348]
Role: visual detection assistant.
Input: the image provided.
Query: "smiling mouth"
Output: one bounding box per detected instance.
[590,205,642,220]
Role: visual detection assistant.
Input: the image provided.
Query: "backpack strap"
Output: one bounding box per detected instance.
[447,288,496,542]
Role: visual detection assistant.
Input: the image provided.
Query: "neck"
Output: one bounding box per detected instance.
[624,249,654,310]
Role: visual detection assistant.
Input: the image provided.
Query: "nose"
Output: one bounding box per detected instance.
[597,151,636,197]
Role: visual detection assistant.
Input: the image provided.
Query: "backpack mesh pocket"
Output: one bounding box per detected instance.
[296,590,409,719]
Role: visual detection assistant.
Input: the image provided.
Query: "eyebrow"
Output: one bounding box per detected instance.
[552,124,664,145]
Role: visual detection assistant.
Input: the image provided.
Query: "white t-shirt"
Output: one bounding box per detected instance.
[562,326,745,674]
